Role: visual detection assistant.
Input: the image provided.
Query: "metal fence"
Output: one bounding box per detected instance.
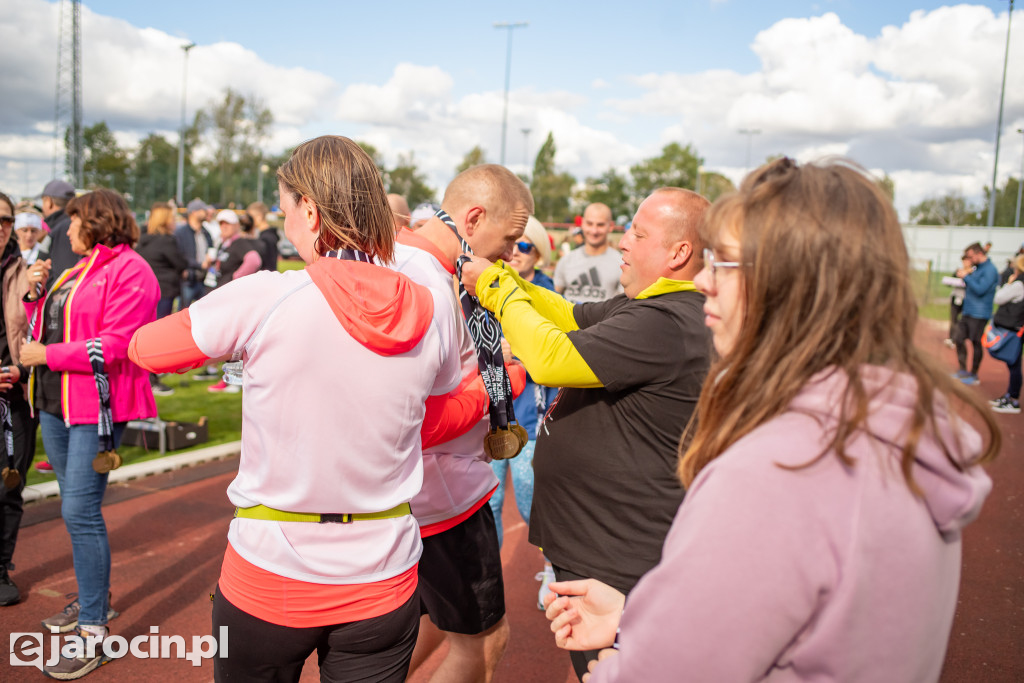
[903,225,1024,274]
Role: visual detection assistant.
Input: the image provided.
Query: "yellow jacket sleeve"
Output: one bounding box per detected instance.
[475,263,602,388]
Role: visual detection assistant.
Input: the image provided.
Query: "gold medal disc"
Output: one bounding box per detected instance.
[92,450,122,474]
[2,466,20,490]
[484,427,524,460]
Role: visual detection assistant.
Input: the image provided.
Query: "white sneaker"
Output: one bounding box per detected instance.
[535,565,556,610]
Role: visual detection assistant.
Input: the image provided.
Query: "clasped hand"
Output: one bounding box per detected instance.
[458,255,496,295]
[543,578,625,680]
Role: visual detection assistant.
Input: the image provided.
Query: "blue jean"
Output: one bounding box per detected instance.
[1007,351,1022,399]
[39,412,125,626]
[180,280,205,309]
[488,440,535,548]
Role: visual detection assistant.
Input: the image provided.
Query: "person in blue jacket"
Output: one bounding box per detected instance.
[954,242,999,385]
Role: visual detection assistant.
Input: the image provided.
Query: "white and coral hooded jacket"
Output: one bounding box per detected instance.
[129,257,462,587]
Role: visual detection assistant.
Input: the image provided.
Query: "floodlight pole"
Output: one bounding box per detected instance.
[494,21,528,166]
[987,0,1013,226]
[739,128,761,174]
[1015,128,1023,227]
[176,42,196,206]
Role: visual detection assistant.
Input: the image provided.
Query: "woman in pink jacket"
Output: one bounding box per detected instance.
[544,158,999,682]
[21,188,158,679]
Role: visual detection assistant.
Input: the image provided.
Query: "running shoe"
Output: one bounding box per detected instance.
[959,373,979,386]
[991,397,1021,414]
[207,380,240,394]
[0,565,19,606]
[952,370,970,379]
[41,593,119,633]
[535,565,556,611]
[150,381,175,397]
[35,460,53,473]
[989,394,1011,407]
[42,628,110,679]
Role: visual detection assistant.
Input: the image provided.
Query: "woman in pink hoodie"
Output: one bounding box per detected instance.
[130,136,463,682]
[544,158,999,682]
[20,188,158,678]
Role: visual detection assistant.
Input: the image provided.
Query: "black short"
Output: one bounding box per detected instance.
[212,587,419,683]
[417,502,505,635]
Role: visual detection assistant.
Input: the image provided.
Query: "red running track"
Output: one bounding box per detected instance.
[0,322,1019,682]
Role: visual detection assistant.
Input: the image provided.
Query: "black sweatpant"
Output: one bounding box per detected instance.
[212,586,419,683]
[0,397,38,569]
[553,565,608,682]
[955,315,988,374]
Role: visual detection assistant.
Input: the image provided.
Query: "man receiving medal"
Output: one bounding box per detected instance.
[389,164,533,682]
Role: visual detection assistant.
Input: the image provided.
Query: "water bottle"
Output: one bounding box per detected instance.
[203,247,219,288]
[222,361,243,386]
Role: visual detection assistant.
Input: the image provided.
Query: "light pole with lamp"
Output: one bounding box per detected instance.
[494,21,528,166]
[1016,128,1023,227]
[175,42,196,206]
[986,0,1013,226]
[521,127,531,173]
[738,128,761,174]
[257,163,269,206]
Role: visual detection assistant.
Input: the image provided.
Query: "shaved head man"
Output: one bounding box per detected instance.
[388,164,533,683]
[554,202,623,303]
[387,193,411,232]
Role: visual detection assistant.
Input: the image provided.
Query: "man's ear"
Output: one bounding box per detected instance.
[669,241,693,270]
[463,206,485,237]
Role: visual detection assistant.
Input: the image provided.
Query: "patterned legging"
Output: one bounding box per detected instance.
[488,440,535,548]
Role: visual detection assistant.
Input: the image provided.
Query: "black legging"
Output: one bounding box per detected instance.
[212,586,419,682]
[955,315,987,375]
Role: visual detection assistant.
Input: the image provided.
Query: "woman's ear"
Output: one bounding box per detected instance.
[301,196,320,233]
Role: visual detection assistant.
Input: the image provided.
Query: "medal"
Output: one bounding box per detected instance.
[484,422,529,460]
[1,466,19,490]
[92,450,122,474]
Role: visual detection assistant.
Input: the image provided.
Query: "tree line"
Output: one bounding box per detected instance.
[84,89,972,224]
[909,181,1022,227]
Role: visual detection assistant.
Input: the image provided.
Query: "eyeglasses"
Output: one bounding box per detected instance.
[0,216,13,227]
[514,241,535,254]
[702,248,744,287]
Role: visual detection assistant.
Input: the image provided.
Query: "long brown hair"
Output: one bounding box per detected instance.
[679,157,999,489]
[276,136,395,263]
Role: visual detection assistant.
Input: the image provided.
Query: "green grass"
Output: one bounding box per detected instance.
[27,368,243,487]
[911,267,952,322]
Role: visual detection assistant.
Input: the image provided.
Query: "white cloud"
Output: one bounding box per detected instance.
[605,5,1024,218]
[2,1,1022,221]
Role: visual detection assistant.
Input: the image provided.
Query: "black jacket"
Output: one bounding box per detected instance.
[258,227,280,271]
[44,208,78,288]
[136,233,188,300]
[174,222,214,284]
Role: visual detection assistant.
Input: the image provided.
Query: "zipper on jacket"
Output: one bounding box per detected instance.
[59,251,99,427]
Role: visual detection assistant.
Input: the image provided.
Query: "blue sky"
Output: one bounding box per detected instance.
[1,1,1021,219]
